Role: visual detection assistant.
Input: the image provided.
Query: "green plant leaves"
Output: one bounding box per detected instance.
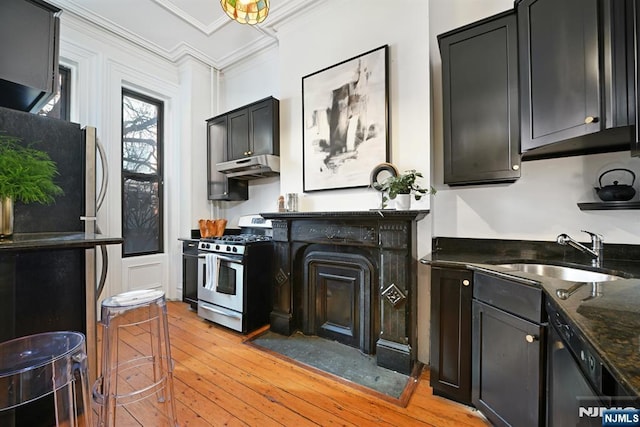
[0,134,64,204]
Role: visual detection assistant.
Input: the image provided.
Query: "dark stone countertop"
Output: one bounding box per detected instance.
[423,237,640,399]
[0,232,123,252]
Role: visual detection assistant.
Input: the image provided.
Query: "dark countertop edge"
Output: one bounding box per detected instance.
[0,232,123,251]
[261,210,429,220]
[424,258,640,399]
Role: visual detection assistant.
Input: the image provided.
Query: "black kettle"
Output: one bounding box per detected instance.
[595,168,636,201]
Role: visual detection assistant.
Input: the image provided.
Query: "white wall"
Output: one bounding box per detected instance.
[429,0,640,245]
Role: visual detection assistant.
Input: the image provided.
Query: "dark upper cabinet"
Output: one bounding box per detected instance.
[0,0,60,113]
[227,97,279,161]
[518,0,634,160]
[439,11,520,185]
[430,266,473,405]
[634,0,640,157]
[206,115,248,201]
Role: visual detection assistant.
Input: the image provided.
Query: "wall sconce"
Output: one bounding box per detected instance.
[220,0,269,25]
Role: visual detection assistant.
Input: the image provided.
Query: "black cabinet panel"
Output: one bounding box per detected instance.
[472,300,543,427]
[430,266,472,405]
[249,99,279,157]
[439,11,520,185]
[518,0,633,159]
[206,115,248,201]
[0,0,60,112]
[634,0,640,156]
[228,109,250,160]
[224,97,279,161]
[182,240,198,309]
[472,271,546,427]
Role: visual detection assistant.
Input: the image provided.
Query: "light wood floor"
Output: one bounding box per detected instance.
[120,301,490,426]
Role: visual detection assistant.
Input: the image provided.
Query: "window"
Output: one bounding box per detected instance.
[121,89,164,256]
[39,65,71,120]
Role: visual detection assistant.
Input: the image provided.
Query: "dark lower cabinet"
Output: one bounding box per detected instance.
[182,240,199,309]
[472,272,545,427]
[430,266,472,405]
[472,300,544,426]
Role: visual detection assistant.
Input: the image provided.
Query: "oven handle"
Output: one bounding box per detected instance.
[199,253,243,264]
[199,304,242,319]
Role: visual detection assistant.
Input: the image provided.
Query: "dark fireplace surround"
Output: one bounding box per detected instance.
[261,211,427,375]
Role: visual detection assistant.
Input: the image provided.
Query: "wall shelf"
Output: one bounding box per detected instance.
[577,201,640,211]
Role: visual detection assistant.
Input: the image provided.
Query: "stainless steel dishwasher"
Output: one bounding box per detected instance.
[547,300,603,426]
[546,300,637,426]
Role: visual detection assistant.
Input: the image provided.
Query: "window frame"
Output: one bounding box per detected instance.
[121,88,165,257]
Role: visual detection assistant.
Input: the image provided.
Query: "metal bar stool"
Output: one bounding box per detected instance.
[0,331,92,426]
[93,289,178,427]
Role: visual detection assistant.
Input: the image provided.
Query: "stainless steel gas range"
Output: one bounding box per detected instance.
[196,215,273,333]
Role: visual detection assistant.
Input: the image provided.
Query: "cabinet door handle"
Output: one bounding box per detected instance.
[512,165,519,171]
[525,334,537,343]
[462,279,470,287]
[584,116,598,124]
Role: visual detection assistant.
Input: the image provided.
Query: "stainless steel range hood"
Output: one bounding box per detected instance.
[216,154,280,179]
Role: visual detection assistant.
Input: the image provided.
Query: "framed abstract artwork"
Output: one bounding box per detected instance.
[302,45,389,192]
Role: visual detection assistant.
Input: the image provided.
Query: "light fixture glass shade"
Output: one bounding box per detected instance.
[220,0,269,25]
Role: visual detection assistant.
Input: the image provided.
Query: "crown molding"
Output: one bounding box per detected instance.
[44,0,316,70]
[152,0,229,36]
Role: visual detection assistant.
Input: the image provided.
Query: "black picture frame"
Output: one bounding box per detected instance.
[302,45,389,192]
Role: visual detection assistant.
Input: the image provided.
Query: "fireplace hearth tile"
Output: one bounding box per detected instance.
[248,330,417,402]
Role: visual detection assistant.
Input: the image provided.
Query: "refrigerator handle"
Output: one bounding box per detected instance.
[96,136,109,212]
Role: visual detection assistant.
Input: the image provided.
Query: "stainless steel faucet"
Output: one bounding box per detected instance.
[556,230,603,268]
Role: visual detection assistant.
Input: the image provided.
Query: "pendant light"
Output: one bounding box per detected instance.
[220,0,269,25]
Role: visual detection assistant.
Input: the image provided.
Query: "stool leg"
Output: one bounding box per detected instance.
[150,303,166,403]
[160,302,178,425]
[74,351,93,427]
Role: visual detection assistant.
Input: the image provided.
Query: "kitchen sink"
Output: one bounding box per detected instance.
[496,263,624,283]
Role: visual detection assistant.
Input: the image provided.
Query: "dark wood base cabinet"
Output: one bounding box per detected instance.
[181,240,199,310]
[472,272,545,427]
[430,266,473,405]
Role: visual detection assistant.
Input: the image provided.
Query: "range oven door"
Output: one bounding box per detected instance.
[197,253,245,331]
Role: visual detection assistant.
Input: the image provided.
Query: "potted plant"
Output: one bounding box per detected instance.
[0,133,64,237]
[380,169,434,209]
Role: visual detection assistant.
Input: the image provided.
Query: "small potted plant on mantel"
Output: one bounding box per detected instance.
[0,133,64,238]
[381,169,434,209]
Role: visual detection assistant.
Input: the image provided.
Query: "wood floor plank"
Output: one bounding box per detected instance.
[102,301,490,426]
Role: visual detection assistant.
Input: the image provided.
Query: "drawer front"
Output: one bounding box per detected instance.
[473,272,544,323]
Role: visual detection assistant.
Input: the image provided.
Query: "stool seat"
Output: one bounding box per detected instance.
[101,289,164,308]
[0,331,91,426]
